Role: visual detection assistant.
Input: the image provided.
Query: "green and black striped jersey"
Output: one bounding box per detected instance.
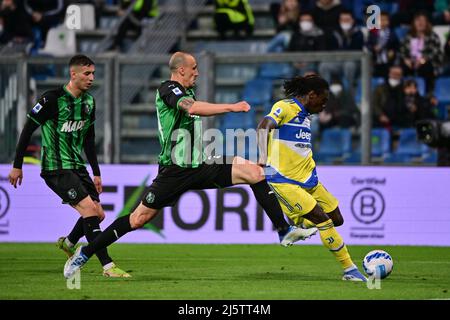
[27,86,95,172]
[156,80,204,168]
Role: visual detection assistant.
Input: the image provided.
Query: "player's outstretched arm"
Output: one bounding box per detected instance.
[179,98,250,116]
[8,118,40,188]
[83,125,102,194]
[256,118,277,166]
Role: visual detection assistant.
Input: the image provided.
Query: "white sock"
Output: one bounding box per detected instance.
[103,262,115,271]
[344,264,357,273]
[64,238,74,248]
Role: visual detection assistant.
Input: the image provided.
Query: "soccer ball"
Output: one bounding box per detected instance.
[362,250,393,279]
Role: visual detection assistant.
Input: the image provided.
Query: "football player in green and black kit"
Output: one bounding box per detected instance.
[9,55,130,278]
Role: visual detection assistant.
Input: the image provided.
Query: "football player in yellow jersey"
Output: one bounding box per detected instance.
[257,74,366,282]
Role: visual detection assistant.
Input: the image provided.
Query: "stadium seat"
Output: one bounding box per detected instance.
[436,103,449,120]
[379,2,399,14]
[220,107,256,131]
[216,64,258,81]
[422,149,438,164]
[258,63,293,79]
[242,78,273,110]
[38,26,76,57]
[386,128,429,163]
[195,40,268,54]
[215,90,240,104]
[346,128,391,163]
[219,108,257,160]
[394,26,409,40]
[435,77,450,104]
[315,128,352,163]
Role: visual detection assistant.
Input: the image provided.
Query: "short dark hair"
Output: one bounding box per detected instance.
[404,79,417,88]
[69,55,95,67]
[283,74,329,97]
[299,11,313,18]
[340,9,354,18]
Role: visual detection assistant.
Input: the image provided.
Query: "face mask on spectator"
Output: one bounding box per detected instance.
[330,84,343,96]
[388,78,401,87]
[340,23,352,31]
[300,21,313,31]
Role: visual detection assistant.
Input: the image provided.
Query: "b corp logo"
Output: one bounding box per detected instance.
[351,187,385,224]
[0,186,10,220]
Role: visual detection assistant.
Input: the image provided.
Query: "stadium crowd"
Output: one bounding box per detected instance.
[1,0,449,163]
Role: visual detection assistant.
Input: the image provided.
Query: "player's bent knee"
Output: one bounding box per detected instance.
[76,198,99,217]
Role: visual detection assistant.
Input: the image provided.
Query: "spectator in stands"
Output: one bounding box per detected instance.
[288,12,325,51]
[443,29,450,75]
[401,79,436,127]
[214,0,254,40]
[366,11,399,79]
[399,12,443,95]
[109,0,159,51]
[318,10,363,91]
[287,12,325,73]
[433,0,450,24]
[372,65,404,130]
[311,0,343,33]
[319,78,359,131]
[272,0,301,32]
[24,0,65,42]
[266,0,300,52]
[0,0,33,46]
[392,0,435,27]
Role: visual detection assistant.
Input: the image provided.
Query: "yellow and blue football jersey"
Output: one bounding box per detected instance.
[264,98,318,188]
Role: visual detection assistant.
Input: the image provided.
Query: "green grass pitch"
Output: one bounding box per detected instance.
[1,243,450,300]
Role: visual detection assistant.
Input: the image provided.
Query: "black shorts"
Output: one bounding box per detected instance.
[41,168,100,206]
[142,157,234,209]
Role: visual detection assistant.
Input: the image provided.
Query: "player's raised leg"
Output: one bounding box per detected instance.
[231,156,317,246]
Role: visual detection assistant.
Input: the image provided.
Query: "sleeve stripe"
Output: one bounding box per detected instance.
[27,114,41,125]
[176,96,189,111]
[264,116,278,127]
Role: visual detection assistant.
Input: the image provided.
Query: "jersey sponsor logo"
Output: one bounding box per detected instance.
[61,120,87,133]
[31,103,43,114]
[172,87,183,96]
[295,129,311,141]
[294,142,311,149]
